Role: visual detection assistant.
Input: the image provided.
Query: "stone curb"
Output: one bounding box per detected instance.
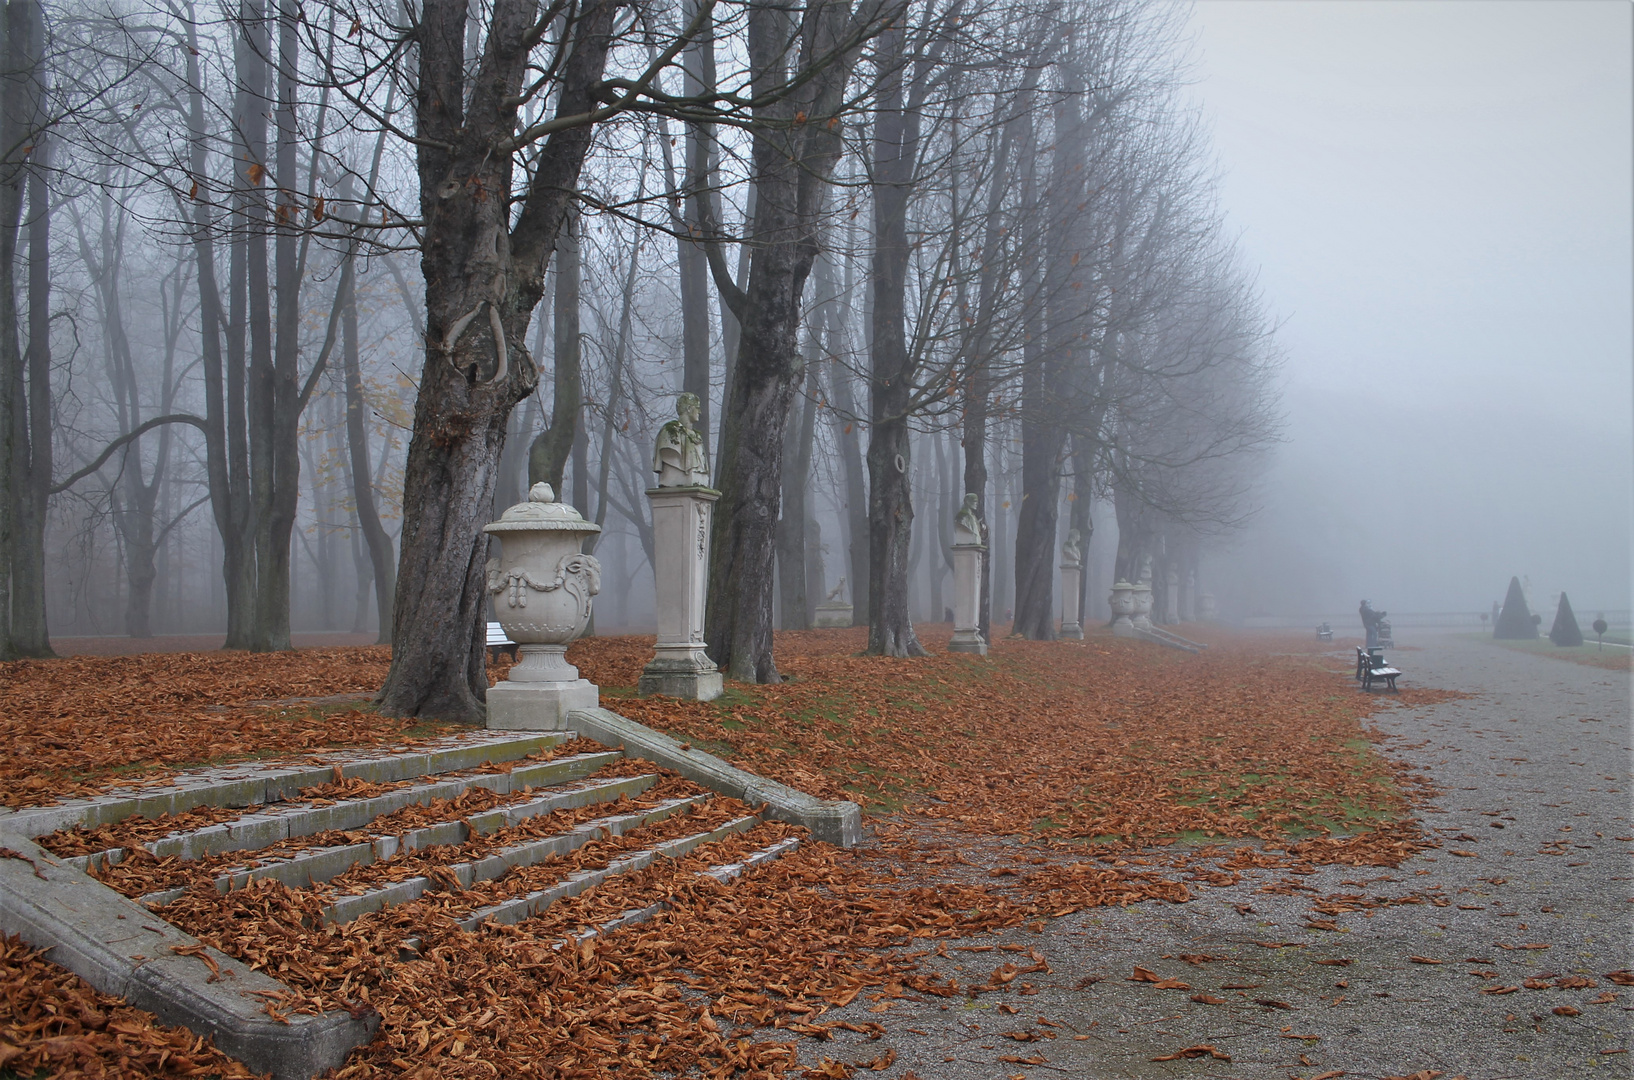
[565,707,863,847]
[0,834,375,1080]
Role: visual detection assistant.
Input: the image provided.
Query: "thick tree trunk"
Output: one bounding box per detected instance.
[705,0,873,682]
[377,0,616,722]
[1012,84,1088,641]
[0,0,50,658]
[0,0,22,657]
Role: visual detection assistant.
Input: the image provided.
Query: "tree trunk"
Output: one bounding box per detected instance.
[0,0,49,658]
[863,18,924,658]
[1068,435,1094,628]
[248,0,305,652]
[333,257,390,648]
[377,0,617,722]
[704,0,874,682]
[816,252,868,623]
[529,208,580,492]
[12,7,50,657]
[678,0,716,443]
[775,349,818,630]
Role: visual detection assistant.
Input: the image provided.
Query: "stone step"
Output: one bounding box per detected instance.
[557,835,803,948]
[7,730,577,839]
[312,794,715,927]
[141,750,624,862]
[453,812,762,932]
[136,773,663,905]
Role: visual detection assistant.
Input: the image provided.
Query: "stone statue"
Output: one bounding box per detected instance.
[653,392,710,487]
[825,577,847,603]
[954,493,983,544]
[1138,553,1153,584]
[1359,599,1387,648]
[1061,529,1082,566]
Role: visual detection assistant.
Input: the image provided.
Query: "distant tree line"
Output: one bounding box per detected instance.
[0,0,1279,721]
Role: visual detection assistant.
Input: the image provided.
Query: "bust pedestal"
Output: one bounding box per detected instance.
[813,602,852,628]
[948,541,988,655]
[638,485,724,701]
[1060,560,1084,640]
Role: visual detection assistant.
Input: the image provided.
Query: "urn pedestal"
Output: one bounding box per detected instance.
[1109,580,1137,637]
[484,484,602,730]
[948,541,988,655]
[1131,582,1155,631]
[1059,561,1084,640]
[639,485,724,701]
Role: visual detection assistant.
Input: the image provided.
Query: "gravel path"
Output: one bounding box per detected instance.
[812,632,1633,1080]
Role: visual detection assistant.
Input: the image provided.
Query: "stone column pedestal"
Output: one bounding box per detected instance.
[948,541,988,655]
[1059,561,1084,639]
[1163,568,1180,624]
[639,485,724,701]
[1109,580,1137,637]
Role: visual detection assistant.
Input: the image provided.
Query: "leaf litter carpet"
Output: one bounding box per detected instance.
[2,627,1460,1078]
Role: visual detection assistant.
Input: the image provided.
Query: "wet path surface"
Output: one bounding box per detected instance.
[815,633,1633,1079]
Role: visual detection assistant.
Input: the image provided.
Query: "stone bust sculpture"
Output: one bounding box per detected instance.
[1061,528,1082,566]
[954,492,983,545]
[653,392,709,487]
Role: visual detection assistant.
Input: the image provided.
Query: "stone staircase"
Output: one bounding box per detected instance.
[0,715,857,1080]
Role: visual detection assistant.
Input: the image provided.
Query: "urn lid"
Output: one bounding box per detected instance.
[484,483,603,534]
[1110,579,1135,591]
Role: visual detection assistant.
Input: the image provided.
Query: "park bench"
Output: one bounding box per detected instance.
[1355,645,1401,692]
[486,620,520,663]
[1316,622,1333,642]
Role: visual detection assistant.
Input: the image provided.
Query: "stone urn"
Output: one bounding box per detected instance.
[1131,581,1154,631]
[1109,580,1137,637]
[483,482,602,728]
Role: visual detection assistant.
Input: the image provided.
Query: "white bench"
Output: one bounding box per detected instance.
[486,621,519,662]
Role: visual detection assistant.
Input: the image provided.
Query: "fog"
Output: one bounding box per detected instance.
[5,0,1628,656]
[1180,0,1634,624]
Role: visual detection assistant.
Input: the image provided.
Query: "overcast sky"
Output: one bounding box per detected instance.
[1173,0,1633,621]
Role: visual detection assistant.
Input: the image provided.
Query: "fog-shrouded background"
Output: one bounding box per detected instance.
[1179,0,1633,625]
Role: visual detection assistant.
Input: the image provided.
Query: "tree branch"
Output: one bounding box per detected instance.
[49,414,207,494]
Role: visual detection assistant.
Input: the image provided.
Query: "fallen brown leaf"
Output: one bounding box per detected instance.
[1152,1044,1231,1061]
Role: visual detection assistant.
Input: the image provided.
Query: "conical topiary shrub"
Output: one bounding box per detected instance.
[1494,576,1536,639]
[1549,592,1584,647]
